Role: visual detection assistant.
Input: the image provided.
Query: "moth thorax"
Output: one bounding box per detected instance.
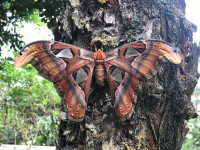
[95,61,105,86]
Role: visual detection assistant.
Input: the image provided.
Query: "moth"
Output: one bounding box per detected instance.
[15,40,181,121]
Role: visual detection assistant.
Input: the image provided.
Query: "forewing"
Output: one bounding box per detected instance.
[105,40,181,118]
[130,40,181,80]
[15,40,95,121]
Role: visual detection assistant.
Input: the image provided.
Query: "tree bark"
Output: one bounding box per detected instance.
[54,0,199,149]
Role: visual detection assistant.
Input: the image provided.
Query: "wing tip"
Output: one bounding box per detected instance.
[15,55,23,68]
[115,103,136,121]
[116,111,134,121]
[67,102,87,122]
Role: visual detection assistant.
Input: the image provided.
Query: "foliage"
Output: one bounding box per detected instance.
[0,0,61,145]
[0,0,61,56]
[182,117,200,150]
[182,82,200,150]
[1,0,200,148]
[0,55,60,145]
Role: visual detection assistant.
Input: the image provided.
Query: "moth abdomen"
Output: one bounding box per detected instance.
[95,62,106,86]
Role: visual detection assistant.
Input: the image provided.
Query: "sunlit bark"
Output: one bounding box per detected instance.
[54,0,199,149]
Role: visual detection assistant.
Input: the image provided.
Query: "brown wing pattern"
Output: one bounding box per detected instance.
[131,40,181,80]
[15,40,95,121]
[105,40,181,118]
[15,39,181,121]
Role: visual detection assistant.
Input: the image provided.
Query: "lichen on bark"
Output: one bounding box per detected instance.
[54,0,199,149]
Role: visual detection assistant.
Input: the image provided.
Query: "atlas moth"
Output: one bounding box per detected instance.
[15,39,181,121]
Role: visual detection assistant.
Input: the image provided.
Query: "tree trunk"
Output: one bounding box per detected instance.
[54,0,199,149]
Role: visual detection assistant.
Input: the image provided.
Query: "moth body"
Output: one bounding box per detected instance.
[93,49,107,86]
[94,61,105,86]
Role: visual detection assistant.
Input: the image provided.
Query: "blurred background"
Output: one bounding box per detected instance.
[0,0,199,149]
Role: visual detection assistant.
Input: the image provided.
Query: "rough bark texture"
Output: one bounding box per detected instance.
[54,0,199,149]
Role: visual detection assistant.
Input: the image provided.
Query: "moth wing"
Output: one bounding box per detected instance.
[105,40,181,118]
[15,41,95,121]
